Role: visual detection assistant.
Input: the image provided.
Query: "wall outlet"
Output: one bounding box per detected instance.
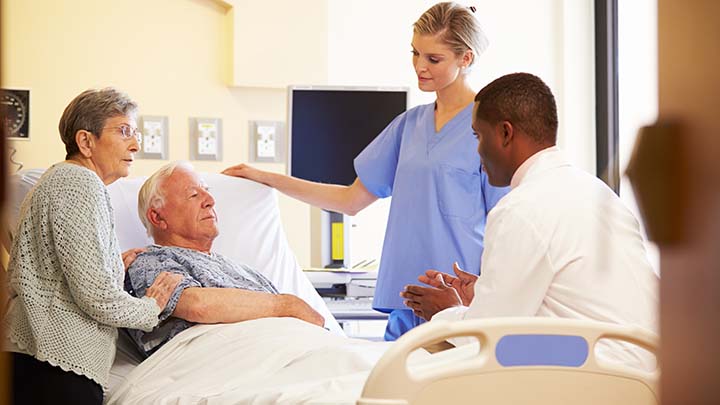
[137,116,168,159]
[144,133,163,154]
[249,120,284,163]
[257,125,276,158]
[190,117,222,161]
[198,123,218,155]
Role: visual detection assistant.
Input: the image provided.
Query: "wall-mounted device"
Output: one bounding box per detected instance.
[137,115,168,160]
[249,120,285,163]
[1,88,30,140]
[189,117,222,161]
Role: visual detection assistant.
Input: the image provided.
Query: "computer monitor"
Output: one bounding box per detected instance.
[287,86,408,268]
[287,86,409,186]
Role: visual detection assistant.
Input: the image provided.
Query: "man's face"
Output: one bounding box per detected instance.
[472,103,511,187]
[156,168,219,245]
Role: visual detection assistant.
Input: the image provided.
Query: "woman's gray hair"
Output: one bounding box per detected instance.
[413,2,489,68]
[58,87,138,159]
[138,161,194,237]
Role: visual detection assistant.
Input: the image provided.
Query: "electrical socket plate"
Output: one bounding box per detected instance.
[137,115,168,160]
[257,125,276,158]
[249,120,285,163]
[190,117,222,161]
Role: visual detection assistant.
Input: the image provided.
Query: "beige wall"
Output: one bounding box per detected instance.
[2,0,316,263]
[326,0,597,173]
[2,0,596,268]
[230,1,327,87]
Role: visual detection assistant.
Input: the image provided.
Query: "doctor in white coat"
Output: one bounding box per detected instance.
[401,72,658,369]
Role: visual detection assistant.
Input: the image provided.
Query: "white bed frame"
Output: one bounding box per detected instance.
[358,317,659,405]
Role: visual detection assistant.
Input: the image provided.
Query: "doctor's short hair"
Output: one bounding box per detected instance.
[473,72,558,145]
[58,87,138,159]
[413,2,489,67]
[138,161,194,237]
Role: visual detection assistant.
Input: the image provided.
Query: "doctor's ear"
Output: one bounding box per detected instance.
[75,130,95,158]
[500,121,514,147]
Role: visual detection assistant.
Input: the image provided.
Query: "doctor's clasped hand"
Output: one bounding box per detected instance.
[401,262,478,320]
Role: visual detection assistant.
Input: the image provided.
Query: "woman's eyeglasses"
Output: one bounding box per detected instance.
[104,125,142,143]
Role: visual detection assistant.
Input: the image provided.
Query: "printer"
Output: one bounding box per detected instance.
[304,270,378,298]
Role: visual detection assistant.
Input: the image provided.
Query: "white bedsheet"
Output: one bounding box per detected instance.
[107,318,395,404]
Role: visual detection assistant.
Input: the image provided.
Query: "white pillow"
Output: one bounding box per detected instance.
[6,168,45,239]
[107,172,342,335]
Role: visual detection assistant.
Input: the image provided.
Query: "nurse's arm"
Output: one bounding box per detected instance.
[223,163,377,215]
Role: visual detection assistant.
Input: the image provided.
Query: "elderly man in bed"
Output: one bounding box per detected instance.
[124,161,325,357]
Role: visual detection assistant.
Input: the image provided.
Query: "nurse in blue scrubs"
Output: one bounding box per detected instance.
[223,2,508,340]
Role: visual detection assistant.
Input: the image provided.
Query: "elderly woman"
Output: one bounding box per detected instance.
[4,88,182,405]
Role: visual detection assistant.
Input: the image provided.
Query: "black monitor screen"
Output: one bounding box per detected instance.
[289,88,408,186]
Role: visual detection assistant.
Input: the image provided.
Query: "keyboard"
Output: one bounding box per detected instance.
[324,298,388,320]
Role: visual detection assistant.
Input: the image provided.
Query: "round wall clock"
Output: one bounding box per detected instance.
[1,89,30,139]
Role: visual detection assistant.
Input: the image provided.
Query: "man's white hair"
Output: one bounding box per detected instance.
[137,160,194,238]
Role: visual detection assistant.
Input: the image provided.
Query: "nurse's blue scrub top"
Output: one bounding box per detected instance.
[354,102,509,311]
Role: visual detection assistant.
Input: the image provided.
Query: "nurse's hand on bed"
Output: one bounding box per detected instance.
[222,163,268,184]
[418,262,477,306]
[401,276,464,321]
[122,247,147,271]
[145,272,184,311]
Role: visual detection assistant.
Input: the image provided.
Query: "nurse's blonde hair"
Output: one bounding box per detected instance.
[413,2,489,67]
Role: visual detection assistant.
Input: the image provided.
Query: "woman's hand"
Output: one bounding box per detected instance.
[121,248,147,271]
[222,163,268,184]
[145,272,184,310]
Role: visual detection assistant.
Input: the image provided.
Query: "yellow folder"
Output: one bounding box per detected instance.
[331,222,344,260]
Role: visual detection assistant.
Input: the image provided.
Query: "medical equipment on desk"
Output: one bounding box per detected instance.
[304,268,379,298]
[305,268,388,329]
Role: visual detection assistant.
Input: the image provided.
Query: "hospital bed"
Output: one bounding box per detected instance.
[359,317,659,405]
[7,169,660,404]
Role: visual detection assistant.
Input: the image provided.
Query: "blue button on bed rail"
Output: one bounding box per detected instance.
[496,334,589,367]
